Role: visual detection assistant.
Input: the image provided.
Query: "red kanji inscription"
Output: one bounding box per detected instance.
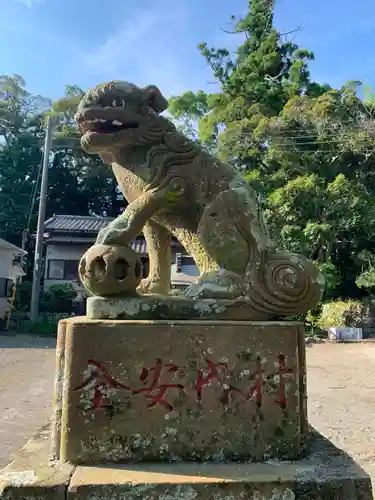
[195,359,228,401]
[220,357,264,407]
[132,358,184,412]
[74,360,131,411]
[220,355,295,409]
[272,354,294,409]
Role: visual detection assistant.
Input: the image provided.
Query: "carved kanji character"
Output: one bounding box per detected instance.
[74,359,131,412]
[132,358,184,412]
[195,359,228,402]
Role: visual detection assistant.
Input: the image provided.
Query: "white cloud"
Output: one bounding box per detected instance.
[14,0,43,7]
[80,1,202,98]
[84,9,157,75]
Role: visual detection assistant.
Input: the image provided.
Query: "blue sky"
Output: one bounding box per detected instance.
[1,0,375,101]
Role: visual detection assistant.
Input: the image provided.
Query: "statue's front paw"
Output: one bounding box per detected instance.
[184,270,245,300]
[96,228,124,245]
[137,277,170,296]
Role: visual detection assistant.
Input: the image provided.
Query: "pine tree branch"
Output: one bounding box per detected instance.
[280,21,306,38]
[218,25,249,39]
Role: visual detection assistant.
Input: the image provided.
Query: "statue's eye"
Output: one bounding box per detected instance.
[112,98,126,107]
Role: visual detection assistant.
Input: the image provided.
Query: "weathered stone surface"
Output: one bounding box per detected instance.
[66,430,372,499]
[0,423,74,500]
[86,294,312,321]
[50,320,67,461]
[79,244,143,297]
[75,80,323,317]
[55,317,307,465]
[1,427,372,499]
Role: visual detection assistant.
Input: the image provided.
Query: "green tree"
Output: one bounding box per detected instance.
[168,0,375,300]
[52,85,125,217]
[0,74,50,143]
[169,0,329,166]
[262,84,375,297]
[0,75,49,245]
[0,76,125,250]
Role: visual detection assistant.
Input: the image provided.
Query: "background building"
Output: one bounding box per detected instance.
[42,215,199,299]
[0,238,26,321]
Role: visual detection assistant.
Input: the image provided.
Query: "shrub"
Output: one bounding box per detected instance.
[7,312,59,336]
[317,300,364,330]
[40,283,78,314]
[23,318,58,336]
[11,281,32,312]
[306,303,323,330]
[12,282,78,314]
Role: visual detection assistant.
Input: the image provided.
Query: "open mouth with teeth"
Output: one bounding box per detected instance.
[80,118,139,135]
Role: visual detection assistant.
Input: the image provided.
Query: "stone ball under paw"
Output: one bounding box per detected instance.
[79,244,143,297]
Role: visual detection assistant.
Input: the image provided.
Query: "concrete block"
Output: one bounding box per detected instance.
[0,423,74,500]
[66,430,373,499]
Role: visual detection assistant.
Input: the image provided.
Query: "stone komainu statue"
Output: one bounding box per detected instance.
[75,81,324,318]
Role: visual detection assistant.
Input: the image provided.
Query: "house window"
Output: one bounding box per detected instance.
[0,278,13,297]
[65,260,79,280]
[47,260,65,279]
[47,260,80,280]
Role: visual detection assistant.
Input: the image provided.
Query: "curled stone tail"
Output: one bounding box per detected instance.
[246,250,324,317]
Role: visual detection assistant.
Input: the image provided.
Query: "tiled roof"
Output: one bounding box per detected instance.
[44,215,114,233]
[43,214,183,252]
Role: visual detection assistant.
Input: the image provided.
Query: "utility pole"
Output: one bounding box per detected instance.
[30,115,58,321]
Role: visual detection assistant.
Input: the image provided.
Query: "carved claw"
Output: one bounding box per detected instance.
[184,270,245,300]
[96,227,127,246]
[137,277,170,295]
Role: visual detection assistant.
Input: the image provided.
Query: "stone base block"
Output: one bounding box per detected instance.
[1,425,373,499]
[53,318,308,465]
[0,423,74,500]
[86,295,294,321]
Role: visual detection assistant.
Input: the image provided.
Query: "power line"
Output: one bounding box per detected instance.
[25,154,43,233]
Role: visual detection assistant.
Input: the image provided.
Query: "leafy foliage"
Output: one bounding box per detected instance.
[12,281,78,314]
[1,1,375,307]
[0,77,125,256]
[168,0,375,300]
[355,251,375,291]
[7,311,63,336]
[317,300,364,329]
[41,283,78,313]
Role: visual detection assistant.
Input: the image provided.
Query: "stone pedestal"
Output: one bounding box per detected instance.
[53,318,308,465]
[0,424,373,499]
[0,316,373,499]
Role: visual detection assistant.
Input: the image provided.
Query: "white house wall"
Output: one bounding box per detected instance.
[0,248,17,279]
[44,243,89,299]
[0,247,18,319]
[0,298,9,319]
[45,243,90,266]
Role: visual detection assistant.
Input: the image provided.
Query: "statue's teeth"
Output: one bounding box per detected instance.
[112,120,123,126]
[99,119,106,123]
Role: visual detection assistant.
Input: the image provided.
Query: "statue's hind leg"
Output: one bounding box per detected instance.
[181,190,324,313]
[137,219,172,295]
[173,194,250,299]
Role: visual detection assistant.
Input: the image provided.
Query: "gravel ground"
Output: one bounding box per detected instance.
[0,335,56,470]
[0,335,374,487]
[307,342,375,483]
